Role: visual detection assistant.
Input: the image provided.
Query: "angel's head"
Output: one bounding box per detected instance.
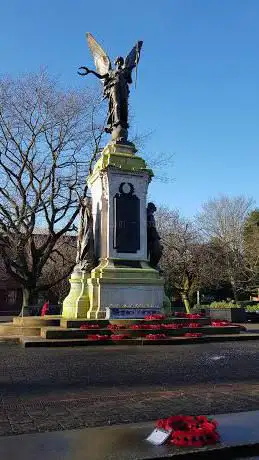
[114,56,124,69]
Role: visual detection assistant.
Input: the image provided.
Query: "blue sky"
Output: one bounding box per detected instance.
[1,0,258,217]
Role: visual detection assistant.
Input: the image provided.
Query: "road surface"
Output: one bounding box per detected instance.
[0,341,259,435]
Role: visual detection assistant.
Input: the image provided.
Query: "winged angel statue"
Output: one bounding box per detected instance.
[78,33,143,143]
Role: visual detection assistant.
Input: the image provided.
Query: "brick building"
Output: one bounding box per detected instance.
[0,274,23,316]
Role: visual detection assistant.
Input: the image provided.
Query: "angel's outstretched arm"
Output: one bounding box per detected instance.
[78,66,107,79]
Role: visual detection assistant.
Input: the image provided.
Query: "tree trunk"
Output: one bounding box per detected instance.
[230,275,239,303]
[181,292,191,313]
[22,288,29,308]
[226,252,239,303]
[19,287,37,317]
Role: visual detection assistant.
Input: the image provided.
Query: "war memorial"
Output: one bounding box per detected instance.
[1,30,259,460]
[0,34,244,345]
[62,33,165,321]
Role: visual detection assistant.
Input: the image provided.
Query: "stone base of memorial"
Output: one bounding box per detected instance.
[86,260,164,320]
[106,306,161,320]
[62,269,91,319]
[62,142,165,320]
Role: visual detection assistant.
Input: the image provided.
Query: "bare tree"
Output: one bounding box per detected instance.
[39,234,77,304]
[0,70,175,313]
[244,209,259,293]
[0,71,101,309]
[196,195,254,301]
[156,208,204,312]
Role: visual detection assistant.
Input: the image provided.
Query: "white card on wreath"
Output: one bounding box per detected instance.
[146,428,172,445]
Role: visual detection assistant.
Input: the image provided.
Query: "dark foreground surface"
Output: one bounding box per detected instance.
[2,411,259,460]
[0,341,259,436]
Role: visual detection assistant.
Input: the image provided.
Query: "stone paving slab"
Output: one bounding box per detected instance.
[1,410,259,459]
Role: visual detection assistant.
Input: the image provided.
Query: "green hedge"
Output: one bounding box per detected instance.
[193,301,259,311]
[208,301,242,309]
[245,304,259,312]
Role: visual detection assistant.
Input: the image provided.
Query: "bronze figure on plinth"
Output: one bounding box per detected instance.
[147,202,163,269]
[78,33,143,144]
[76,197,96,272]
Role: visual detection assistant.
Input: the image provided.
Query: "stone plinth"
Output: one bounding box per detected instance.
[62,142,165,319]
[62,270,91,319]
[86,260,164,319]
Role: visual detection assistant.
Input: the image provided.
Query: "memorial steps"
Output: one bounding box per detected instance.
[0,315,247,347]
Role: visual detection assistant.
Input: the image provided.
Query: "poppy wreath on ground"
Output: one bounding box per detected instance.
[187,322,200,328]
[174,313,204,319]
[87,334,109,340]
[107,324,126,330]
[110,334,130,340]
[129,324,146,330]
[155,415,219,447]
[144,314,166,320]
[80,324,100,330]
[162,323,183,329]
[144,324,162,330]
[187,313,203,319]
[184,332,203,338]
[145,333,167,340]
[211,320,231,327]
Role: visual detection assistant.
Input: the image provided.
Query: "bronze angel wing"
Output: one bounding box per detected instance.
[86,33,111,75]
[124,41,143,70]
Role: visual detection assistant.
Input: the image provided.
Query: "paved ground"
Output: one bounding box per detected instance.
[1,341,259,436]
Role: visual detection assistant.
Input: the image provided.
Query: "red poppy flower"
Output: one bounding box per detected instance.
[211,321,230,327]
[162,323,183,329]
[156,419,167,430]
[187,322,200,328]
[145,324,161,330]
[194,415,208,423]
[80,324,100,329]
[107,324,125,330]
[144,314,165,320]
[129,324,145,330]
[145,333,167,340]
[187,313,203,319]
[87,334,109,340]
